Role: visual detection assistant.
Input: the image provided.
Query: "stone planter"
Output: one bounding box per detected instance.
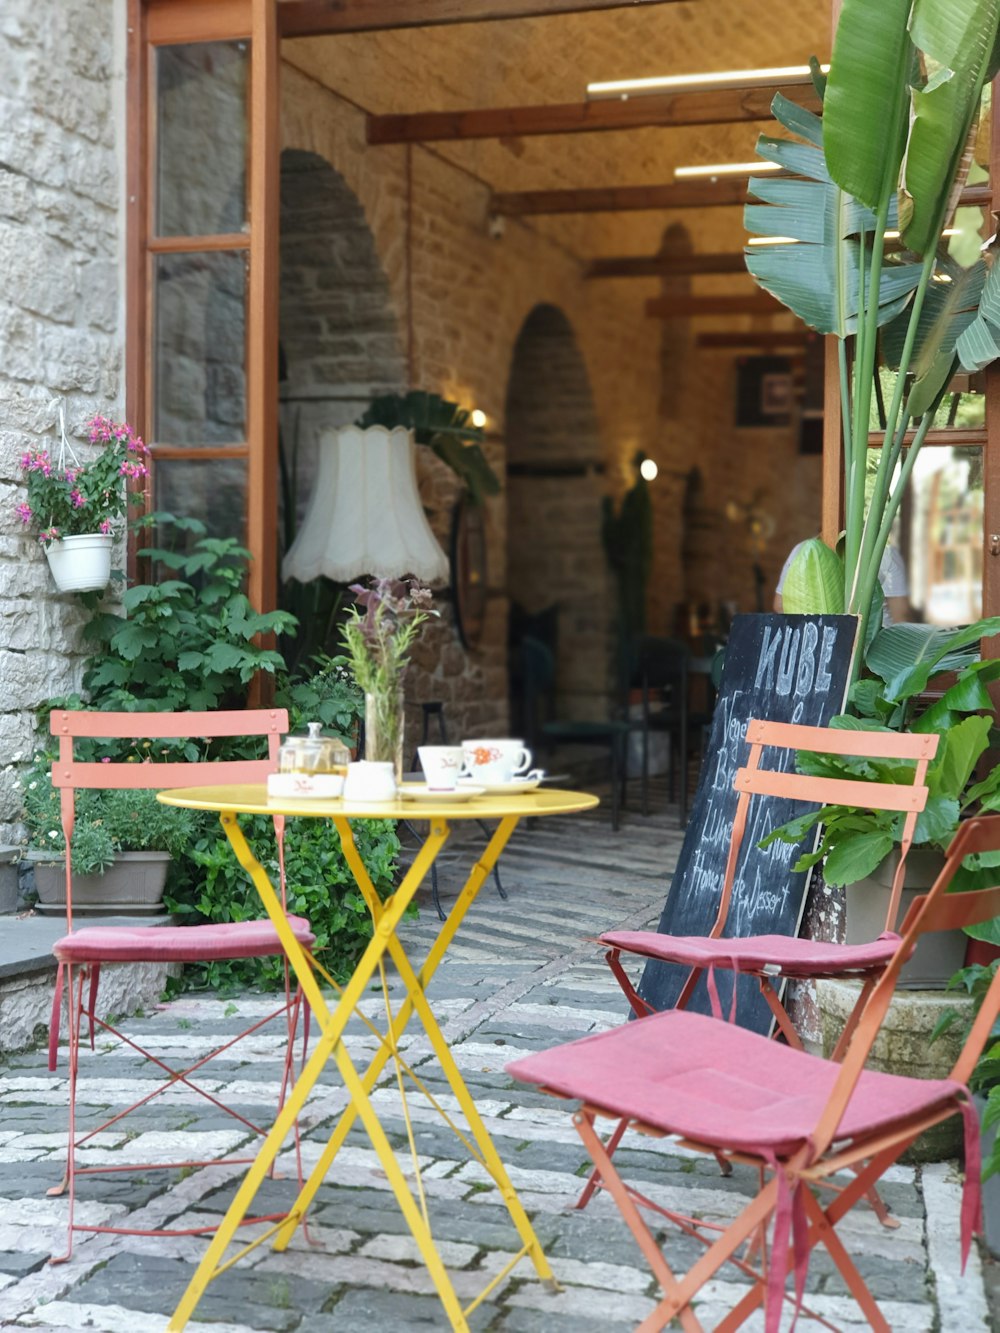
[845,846,965,989]
[44,532,113,593]
[29,850,171,916]
[818,978,971,1160]
[0,847,20,915]
[975,1094,1000,1258]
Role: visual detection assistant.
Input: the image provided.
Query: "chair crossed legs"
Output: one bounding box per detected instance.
[509,815,1000,1332]
[46,708,315,1261]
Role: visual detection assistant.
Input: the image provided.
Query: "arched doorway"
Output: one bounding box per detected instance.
[505,304,613,729]
[278,148,406,664]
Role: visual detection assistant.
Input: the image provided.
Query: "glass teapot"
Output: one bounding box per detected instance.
[278,722,351,776]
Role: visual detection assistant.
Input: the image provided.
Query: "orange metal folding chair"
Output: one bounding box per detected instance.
[509,814,1000,1332]
[601,719,938,1050]
[46,708,315,1262]
[575,719,937,1224]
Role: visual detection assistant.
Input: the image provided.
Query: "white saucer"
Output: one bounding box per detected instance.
[399,783,485,803]
[457,773,544,795]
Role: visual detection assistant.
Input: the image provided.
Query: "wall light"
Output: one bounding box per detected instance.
[470,408,487,429]
[639,458,659,482]
[587,64,829,101]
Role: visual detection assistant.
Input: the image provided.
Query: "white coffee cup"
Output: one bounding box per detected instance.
[343,760,397,803]
[418,745,465,791]
[461,738,532,785]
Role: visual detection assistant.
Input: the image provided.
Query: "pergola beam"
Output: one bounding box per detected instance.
[278,0,682,38]
[587,252,747,278]
[367,84,819,144]
[492,178,748,214]
[697,330,815,349]
[646,293,784,317]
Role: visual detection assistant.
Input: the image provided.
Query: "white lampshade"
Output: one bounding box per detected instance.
[282,424,449,584]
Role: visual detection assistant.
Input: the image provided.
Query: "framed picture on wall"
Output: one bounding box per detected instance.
[735,356,793,427]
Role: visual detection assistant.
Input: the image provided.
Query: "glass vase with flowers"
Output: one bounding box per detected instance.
[15,412,149,593]
[340,578,436,783]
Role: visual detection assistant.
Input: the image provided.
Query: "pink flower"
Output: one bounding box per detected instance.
[15,503,32,524]
[99,518,112,534]
[69,489,86,509]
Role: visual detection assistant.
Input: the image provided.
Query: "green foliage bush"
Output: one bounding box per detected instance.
[24,514,401,991]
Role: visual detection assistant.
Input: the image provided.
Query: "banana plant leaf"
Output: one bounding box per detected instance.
[822,0,913,210]
[865,616,1000,701]
[779,537,845,613]
[902,0,1000,254]
[745,97,922,337]
[880,257,985,416]
[957,250,1000,371]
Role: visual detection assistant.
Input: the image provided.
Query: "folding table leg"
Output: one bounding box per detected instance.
[271,815,521,1252]
[167,818,449,1332]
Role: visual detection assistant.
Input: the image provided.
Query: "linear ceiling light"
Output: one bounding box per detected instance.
[587,64,829,101]
[748,227,961,248]
[675,162,783,179]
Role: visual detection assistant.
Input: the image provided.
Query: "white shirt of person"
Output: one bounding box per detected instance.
[775,541,908,625]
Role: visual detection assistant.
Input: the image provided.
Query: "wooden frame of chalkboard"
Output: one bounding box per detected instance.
[636,613,860,1034]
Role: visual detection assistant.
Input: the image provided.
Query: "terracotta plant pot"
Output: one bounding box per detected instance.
[29,851,171,916]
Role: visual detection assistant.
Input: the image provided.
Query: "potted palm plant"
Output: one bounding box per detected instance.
[746,1,1000,654]
[762,619,1000,984]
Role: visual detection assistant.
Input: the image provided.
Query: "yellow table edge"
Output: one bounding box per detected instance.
[157,782,600,820]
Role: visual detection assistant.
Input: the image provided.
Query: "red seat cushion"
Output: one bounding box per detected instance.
[601,929,903,979]
[53,916,315,964]
[506,1009,963,1159]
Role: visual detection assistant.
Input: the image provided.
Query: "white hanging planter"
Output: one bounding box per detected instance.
[44,533,113,593]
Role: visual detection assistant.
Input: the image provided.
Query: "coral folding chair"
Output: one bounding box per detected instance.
[508,814,1000,1332]
[576,719,937,1226]
[602,719,938,1051]
[46,708,315,1261]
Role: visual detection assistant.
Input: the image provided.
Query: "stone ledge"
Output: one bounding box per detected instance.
[0,913,178,1057]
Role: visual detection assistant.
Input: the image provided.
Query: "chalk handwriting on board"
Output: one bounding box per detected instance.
[635,614,858,1034]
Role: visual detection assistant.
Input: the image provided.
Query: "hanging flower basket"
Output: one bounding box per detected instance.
[44,532,113,594]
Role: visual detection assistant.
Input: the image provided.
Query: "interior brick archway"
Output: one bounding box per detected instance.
[505,303,614,725]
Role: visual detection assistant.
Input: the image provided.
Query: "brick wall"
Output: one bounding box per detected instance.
[0,0,124,841]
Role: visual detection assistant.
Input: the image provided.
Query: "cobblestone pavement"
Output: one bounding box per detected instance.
[0,790,992,1331]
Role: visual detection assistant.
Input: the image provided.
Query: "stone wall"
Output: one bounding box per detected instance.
[0,0,124,841]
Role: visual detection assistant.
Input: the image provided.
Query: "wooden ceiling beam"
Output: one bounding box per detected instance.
[492,178,748,214]
[587,252,748,278]
[278,0,682,38]
[697,330,816,349]
[367,84,819,144]
[646,293,784,317]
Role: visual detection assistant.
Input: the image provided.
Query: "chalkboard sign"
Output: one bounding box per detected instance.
[636,613,859,1033]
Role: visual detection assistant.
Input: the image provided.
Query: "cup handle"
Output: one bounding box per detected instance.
[515,747,532,774]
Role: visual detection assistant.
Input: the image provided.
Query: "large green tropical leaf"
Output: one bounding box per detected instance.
[823,0,913,210]
[745,99,922,337]
[957,251,1000,370]
[866,616,1000,700]
[902,0,1000,253]
[780,537,845,613]
[881,258,985,415]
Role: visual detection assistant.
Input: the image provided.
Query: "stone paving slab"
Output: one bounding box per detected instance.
[0,783,993,1330]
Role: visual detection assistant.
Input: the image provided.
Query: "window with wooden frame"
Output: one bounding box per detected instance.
[126,0,278,613]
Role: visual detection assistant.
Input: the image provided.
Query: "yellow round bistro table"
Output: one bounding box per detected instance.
[159,783,599,1332]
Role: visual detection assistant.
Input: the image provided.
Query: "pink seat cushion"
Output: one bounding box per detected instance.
[601,929,904,979]
[506,1009,962,1158]
[53,916,315,964]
